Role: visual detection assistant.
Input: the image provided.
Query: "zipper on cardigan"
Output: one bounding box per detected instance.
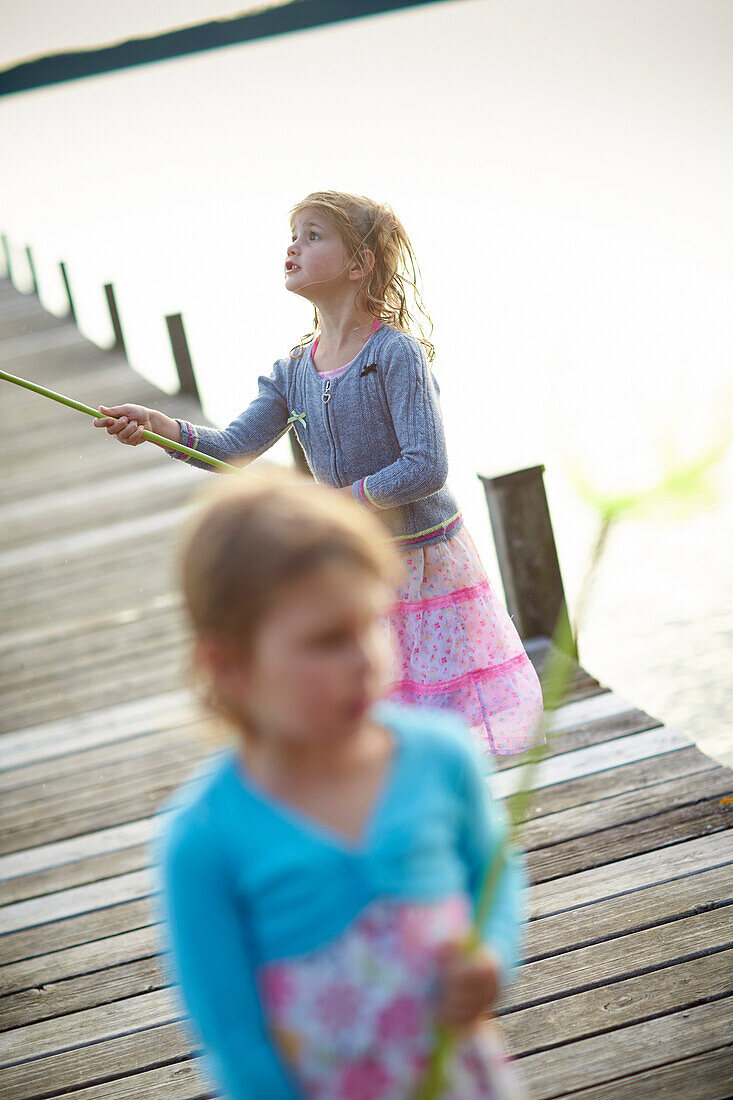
[321,377,341,483]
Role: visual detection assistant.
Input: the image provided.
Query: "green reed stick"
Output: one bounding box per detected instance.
[418,424,732,1099]
[416,516,609,1100]
[0,368,238,472]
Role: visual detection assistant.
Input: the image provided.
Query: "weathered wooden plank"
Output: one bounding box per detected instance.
[0,435,163,505]
[516,996,733,1099]
[2,844,150,907]
[0,505,188,572]
[554,1046,733,1099]
[0,926,157,998]
[0,758,194,835]
[0,820,157,880]
[13,737,719,865]
[0,681,616,779]
[492,725,691,801]
[0,613,185,693]
[0,323,87,361]
[0,726,204,808]
[0,871,152,935]
[58,1057,211,1100]
[505,706,660,768]
[0,594,183,666]
[0,725,694,881]
[4,902,728,1037]
[519,767,733,848]
[0,986,180,1066]
[526,863,733,961]
[529,831,733,920]
[0,660,188,737]
[4,829,730,947]
[505,907,733,1013]
[0,469,199,552]
[0,549,172,606]
[528,789,733,883]
[0,1020,192,1099]
[0,956,166,1031]
[5,759,728,905]
[522,744,720,821]
[0,899,152,968]
[6,860,730,1003]
[0,692,194,772]
[502,949,733,1055]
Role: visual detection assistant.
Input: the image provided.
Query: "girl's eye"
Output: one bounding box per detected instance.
[309,232,320,240]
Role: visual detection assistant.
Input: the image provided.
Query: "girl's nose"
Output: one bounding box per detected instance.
[287,240,298,255]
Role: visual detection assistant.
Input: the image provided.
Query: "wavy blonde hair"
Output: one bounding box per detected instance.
[289,191,435,363]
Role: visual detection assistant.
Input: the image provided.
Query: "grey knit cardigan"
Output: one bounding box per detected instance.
[172,325,462,548]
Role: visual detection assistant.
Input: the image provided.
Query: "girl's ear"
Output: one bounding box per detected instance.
[349,248,375,282]
[196,634,250,692]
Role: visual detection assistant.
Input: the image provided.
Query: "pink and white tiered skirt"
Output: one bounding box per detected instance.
[384,526,544,756]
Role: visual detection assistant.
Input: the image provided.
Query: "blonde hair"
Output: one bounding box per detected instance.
[180,468,401,659]
[289,191,435,362]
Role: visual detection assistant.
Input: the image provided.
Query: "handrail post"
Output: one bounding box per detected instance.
[1,235,11,280]
[59,262,76,322]
[478,465,576,655]
[25,246,39,296]
[165,313,201,408]
[104,282,127,357]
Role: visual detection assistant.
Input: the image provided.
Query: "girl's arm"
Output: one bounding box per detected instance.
[171,361,291,472]
[159,809,300,1099]
[95,360,291,473]
[352,336,449,510]
[457,746,525,982]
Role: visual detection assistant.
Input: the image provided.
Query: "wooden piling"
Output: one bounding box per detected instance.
[478,464,575,653]
[25,246,39,296]
[165,313,201,407]
[59,262,76,322]
[103,282,127,357]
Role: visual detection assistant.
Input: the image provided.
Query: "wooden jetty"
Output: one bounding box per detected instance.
[0,275,731,1098]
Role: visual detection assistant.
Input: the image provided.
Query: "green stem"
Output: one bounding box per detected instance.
[418,513,616,1099]
[0,368,238,472]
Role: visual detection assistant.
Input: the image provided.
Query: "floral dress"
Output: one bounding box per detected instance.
[259,895,525,1099]
[385,527,544,757]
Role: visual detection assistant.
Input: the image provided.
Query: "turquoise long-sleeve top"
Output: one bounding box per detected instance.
[157,704,524,1100]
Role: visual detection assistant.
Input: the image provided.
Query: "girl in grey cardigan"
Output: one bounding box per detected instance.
[95,191,542,756]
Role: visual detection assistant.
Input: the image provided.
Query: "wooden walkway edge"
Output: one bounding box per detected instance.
[1,277,732,1098]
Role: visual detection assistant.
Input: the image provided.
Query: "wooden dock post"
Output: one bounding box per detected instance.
[165,313,201,408]
[1,234,11,278]
[25,246,39,296]
[59,262,76,322]
[103,282,127,358]
[478,464,575,654]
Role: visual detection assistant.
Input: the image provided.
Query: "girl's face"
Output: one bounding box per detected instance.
[285,208,357,303]
[208,562,391,749]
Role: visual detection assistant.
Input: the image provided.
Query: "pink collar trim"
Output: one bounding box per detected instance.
[312,319,381,378]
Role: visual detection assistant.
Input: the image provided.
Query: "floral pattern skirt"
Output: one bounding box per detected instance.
[259,896,526,1100]
[384,525,544,756]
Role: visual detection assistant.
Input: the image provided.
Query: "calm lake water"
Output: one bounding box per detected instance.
[2,0,731,761]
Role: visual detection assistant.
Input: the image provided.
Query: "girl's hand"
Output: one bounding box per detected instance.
[435,940,502,1032]
[93,404,180,447]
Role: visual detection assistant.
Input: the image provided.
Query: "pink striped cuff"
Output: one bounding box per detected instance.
[356,477,383,511]
[393,512,462,549]
[172,419,197,461]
